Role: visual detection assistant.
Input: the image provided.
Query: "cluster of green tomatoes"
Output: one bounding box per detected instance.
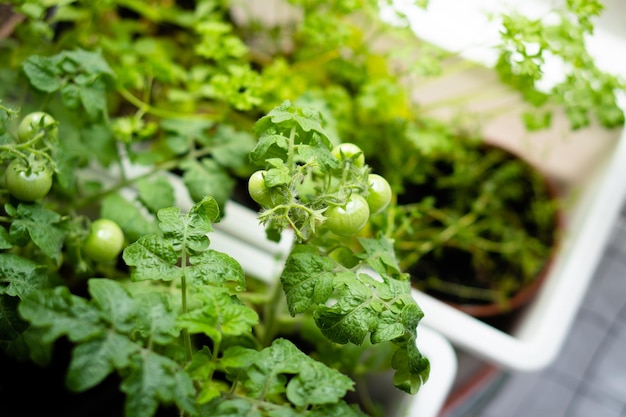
[2,111,125,264]
[248,142,392,238]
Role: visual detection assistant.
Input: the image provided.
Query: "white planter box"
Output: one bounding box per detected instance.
[395,0,626,372]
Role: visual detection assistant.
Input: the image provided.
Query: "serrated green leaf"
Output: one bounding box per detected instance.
[66,332,140,391]
[82,123,118,167]
[88,279,137,333]
[137,175,176,214]
[185,249,246,290]
[0,294,29,342]
[238,338,354,408]
[18,286,103,344]
[101,193,156,243]
[249,133,290,165]
[161,118,214,155]
[0,253,48,298]
[264,166,292,188]
[79,77,108,120]
[253,101,330,145]
[280,245,334,315]
[309,401,369,417]
[178,286,258,345]
[62,48,115,78]
[0,227,12,250]
[391,340,430,395]
[356,235,403,277]
[120,351,197,417]
[220,346,258,377]
[202,398,263,417]
[313,277,379,345]
[157,197,219,253]
[157,196,218,253]
[187,347,228,403]
[133,291,180,344]
[181,158,235,210]
[123,234,182,282]
[285,360,354,408]
[22,55,62,93]
[211,125,257,169]
[7,203,66,262]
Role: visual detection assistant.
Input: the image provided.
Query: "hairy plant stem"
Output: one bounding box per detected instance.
[261,278,287,347]
[180,246,193,363]
[355,376,381,417]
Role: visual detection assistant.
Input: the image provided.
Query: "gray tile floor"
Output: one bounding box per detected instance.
[445,207,626,417]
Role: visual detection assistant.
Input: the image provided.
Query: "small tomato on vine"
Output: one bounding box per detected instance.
[5,158,53,201]
[17,111,58,143]
[248,170,282,207]
[332,143,365,167]
[83,219,125,262]
[366,174,392,214]
[325,194,370,236]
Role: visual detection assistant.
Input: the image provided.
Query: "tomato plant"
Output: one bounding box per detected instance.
[83,218,125,262]
[4,158,53,201]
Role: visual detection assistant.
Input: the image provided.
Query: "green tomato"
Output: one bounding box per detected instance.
[332,143,365,167]
[83,219,125,262]
[366,174,392,215]
[325,194,370,237]
[248,170,281,207]
[17,111,58,143]
[5,158,53,201]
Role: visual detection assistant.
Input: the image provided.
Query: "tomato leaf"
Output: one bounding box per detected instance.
[211,125,257,169]
[120,351,197,417]
[356,235,404,277]
[185,249,246,290]
[178,286,258,346]
[18,286,103,344]
[0,253,48,298]
[280,245,335,316]
[101,193,156,243]
[66,333,140,391]
[22,55,63,93]
[157,195,219,253]
[137,175,176,214]
[0,294,29,342]
[5,203,66,262]
[227,338,354,408]
[123,234,182,282]
[181,158,235,211]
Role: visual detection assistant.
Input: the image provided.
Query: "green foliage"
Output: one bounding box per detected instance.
[496,2,625,130]
[0,0,621,415]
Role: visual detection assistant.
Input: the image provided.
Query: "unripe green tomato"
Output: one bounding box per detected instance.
[5,159,53,201]
[325,194,370,237]
[332,143,365,167]
[248,170,274,207]
[17,111,58,143]
[366,174,392,215]
[83,219,125,262]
